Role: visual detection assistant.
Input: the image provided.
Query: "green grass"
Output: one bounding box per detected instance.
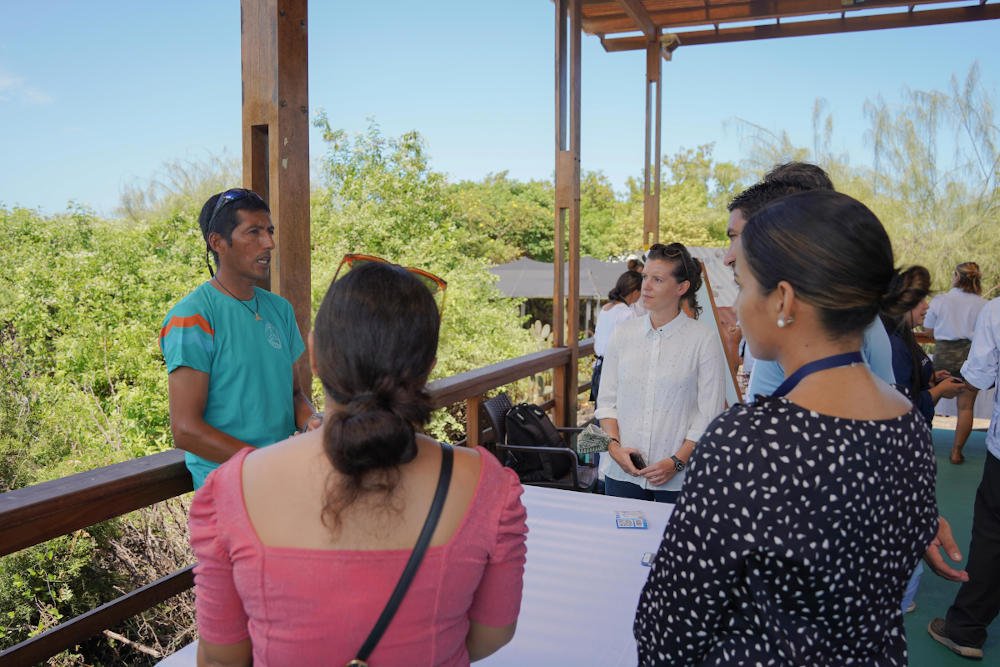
[906,427,997,665]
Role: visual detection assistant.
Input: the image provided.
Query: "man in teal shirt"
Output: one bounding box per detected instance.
[160,189,320,488]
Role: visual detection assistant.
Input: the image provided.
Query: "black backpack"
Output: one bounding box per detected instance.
[504,403,572,482]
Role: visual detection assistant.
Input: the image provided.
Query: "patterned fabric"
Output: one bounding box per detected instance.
[634,397,938,666]
[935,338,973,378]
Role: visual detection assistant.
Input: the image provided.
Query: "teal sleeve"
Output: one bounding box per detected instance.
[160,312,215,374]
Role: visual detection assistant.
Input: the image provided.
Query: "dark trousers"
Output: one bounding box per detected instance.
[946,452,1000,647]
[604,476,679,504]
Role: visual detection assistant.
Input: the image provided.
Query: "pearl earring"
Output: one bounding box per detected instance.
[777,316,794,328]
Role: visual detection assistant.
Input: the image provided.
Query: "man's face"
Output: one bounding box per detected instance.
[215,209,275,283]
[723,208,748,267]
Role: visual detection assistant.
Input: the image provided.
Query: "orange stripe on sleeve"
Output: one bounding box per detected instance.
[159,314,215,341]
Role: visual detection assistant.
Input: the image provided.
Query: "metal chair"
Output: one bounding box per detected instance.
[483,392,597,492]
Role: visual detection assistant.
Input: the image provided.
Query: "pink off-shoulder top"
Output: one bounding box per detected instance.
[189,446,528,666]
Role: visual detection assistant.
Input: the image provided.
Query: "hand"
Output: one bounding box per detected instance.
[640,458,679,487]
[938,378,967,399]
[610,444,643,476]
[933,370,952,384]
[924,516,969,583]
[302,412,324,433]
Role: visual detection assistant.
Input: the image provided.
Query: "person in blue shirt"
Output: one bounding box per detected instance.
[160,189,321,488]
[721,163,896,399]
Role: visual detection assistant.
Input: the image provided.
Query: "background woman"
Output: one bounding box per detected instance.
[595,242,726,503]
[590,269,642,402]
[189,261,527,666]
[883,266,966,427]
[924,261,986,463]
[881,265,965,615]
[635,191,938,665]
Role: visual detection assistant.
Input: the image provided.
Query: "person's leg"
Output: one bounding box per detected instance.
[901,562,923,613]
[650,489,680,504]
[942,453,1000,648]
[604,476,653,500]
[951,388,979,463]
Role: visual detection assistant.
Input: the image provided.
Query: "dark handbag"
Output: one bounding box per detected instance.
[346,444,454,667]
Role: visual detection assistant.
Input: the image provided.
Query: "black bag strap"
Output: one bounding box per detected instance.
[348,444,454,666]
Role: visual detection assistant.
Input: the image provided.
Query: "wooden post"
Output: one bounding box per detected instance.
[553,0,581,428]
[241,0,312,393]
[642,35,662,249]
[466,396,482,448]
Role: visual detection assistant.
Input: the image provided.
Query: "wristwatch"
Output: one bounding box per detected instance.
[670,455,686,472]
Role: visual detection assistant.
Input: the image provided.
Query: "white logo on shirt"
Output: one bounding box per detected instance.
[264,322,282,350]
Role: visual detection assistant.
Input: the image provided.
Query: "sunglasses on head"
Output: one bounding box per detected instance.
[334,253,448,312]
[207,188,266,233]
[649,243,693,280]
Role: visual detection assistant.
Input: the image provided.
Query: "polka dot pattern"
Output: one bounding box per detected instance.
[634,396,938,666]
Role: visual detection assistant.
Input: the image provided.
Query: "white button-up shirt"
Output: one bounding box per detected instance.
[595,312,726,491]
[961,297,1000,460]
[926,288,987,341]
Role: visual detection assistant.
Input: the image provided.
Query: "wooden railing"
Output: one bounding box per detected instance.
[0,339,593,664]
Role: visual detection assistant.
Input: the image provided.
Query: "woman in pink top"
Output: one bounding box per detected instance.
[189,259,528,666]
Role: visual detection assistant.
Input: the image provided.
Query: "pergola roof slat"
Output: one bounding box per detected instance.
[599,2,1000,48]
[583,0,994,37]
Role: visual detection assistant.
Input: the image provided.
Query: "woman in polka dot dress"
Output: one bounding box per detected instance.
[634,191,939,666]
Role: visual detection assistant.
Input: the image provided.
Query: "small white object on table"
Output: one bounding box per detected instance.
[158,486,673,666]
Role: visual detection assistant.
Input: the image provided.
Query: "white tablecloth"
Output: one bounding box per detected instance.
[158,487,673,666]
[480,486,672,666]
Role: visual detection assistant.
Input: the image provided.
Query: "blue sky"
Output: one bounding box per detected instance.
[1,1,998,216]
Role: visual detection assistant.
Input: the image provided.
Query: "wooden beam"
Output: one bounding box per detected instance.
[241,0,313,396]
[614,0,657,37]
[552,0,583,429]
[0,450,191,558]
[586,0,953,34]
[0,567,194,666]
[601,3,1000,49]
[642,37,662,248]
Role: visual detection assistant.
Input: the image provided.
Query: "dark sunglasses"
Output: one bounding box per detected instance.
[648,243,693,281]
[334,253,448,312]
[206,188,266,234]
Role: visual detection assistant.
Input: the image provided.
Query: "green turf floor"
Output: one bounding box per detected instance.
[905,427,997,665]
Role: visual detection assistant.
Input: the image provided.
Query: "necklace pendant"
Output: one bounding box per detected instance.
[255,313,262,321]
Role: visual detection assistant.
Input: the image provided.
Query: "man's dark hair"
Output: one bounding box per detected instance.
[763,161,834,191]
[198,189,271,272]
[727,162,834,218]
[727,180,804,218]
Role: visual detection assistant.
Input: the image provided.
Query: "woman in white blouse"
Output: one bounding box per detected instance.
[925,262,987,464]
[590,270,642,402]
[595,242,726,502]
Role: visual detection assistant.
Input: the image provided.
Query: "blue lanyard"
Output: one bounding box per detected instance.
[772,351,865,398]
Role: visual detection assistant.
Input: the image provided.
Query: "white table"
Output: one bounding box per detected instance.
[159,487,673,666]
[480,486,672,667]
